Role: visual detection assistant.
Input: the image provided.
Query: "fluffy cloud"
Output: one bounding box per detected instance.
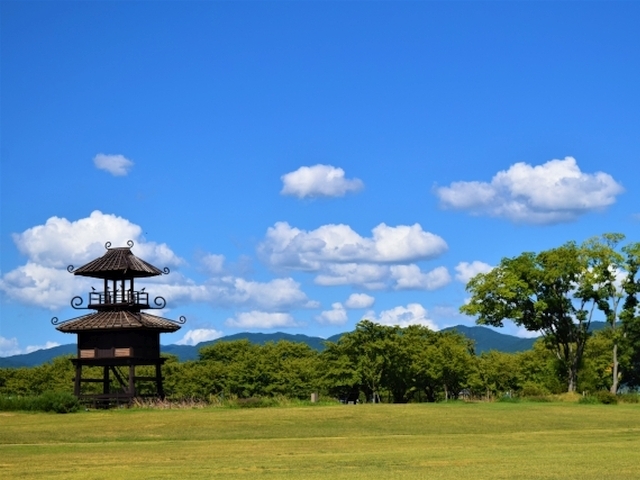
[200,254,226,275]
[365,303,438,330]
[344,293,375,309]
[314,263,389,289]
[0,262,91,310]
[260,222,447,270]
[140,275,316,312]
[176,328,224,346]
[390,265,451,290]
[281,164,363,198]
[1,211,183,309]
[258,221,449,290]
[12,210,181,269]
[225,311,299,329]
[435,157,624,224]
[455,261,493,284]
[0,336,21,357]
[93,153,134,176]
[317,303,348,325]
[1,212,316,312]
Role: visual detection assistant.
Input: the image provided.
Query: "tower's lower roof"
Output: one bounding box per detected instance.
[56,310,182,333]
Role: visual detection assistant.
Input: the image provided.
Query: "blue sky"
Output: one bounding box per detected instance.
[1,2,638,356]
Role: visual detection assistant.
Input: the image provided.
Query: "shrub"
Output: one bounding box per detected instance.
[618,393,639,404]
[595,391,618,405]
[520,382,550,398]
[0,392,79,413]
[578,395,599,405]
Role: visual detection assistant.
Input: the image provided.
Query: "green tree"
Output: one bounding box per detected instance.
[324,320,397,402]
[620,241,640,388]
[470,350,520,399]
[461,242,597,392]
[413,331,474,401]
[581,233,626,393]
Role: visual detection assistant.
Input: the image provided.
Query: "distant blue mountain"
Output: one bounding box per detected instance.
[442,325,537,353]
[0,322,606,367]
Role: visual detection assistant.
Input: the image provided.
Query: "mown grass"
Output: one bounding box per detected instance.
[1,402,639,479]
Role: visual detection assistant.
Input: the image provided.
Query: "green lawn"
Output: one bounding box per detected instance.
[1,402,639,479]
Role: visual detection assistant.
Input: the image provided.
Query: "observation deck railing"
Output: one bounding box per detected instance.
[88,291,150,308]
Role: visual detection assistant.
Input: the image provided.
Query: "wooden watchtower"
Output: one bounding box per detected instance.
[53,241,185,404]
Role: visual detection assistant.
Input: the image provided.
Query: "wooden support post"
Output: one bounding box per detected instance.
[74,363,81,397]
[128,365,135,397]
[102,366,110,395]
[156,362,164,399]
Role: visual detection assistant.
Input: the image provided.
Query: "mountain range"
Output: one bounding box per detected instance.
[0,323,606,368]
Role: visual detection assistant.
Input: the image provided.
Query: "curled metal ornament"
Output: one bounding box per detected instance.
[67,265,75,273]
[163,267,170,274]
[127,240,135,247]
[105,241,112,249]
[177,316,187,325]
[70,296,86,309]
[152,296,167,309]
[51,317,61,325]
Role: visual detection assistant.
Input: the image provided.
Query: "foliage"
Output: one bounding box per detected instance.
[620,242,640,388]
[594,390,618,404]
[461,236,640,393]
[579,391,619,405]
[0,391,79,413]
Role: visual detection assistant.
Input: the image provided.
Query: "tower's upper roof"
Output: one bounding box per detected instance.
[72,245,164,279]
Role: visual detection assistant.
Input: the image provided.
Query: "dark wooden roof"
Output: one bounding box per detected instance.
[72,247,164,279]
[56,310,182,333]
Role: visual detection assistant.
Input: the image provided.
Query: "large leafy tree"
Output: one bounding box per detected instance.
[581,234,627,393]
[460,242,596,392]
[620,242,640,388]
[322,320,397,402]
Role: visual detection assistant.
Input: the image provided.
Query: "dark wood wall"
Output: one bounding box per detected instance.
[78,330,160,358]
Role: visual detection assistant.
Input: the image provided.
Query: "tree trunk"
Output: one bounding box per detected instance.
[611,343,619,395]
[567,361,578,393]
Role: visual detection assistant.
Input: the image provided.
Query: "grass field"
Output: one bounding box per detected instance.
[1,402,639,479]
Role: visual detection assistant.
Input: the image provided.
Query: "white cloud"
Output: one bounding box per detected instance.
[0,337,59,357]
[25,341,60,354]
[317,302,348,325]
[11,210,181,269]
[176,328,224,346]
[143,275,317,312]
[93,153,134,176]
[314,263,389,289]
[435,157,624,224]
[281,164,363,198]
[344,293,375,309]
[225,311,299,329]
[1,211,183,309]
[455,261,493,284]
[515,326,541,339]
[0,336,21,357]
[390,265,451,290]
[365,303,438,330]
[0,262,92,310]
[200,254,226,275]
[1,212,316,313]
[259,222,447,270]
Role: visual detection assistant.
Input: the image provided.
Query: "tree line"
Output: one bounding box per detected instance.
[1,319,638,402]
[0,233,638,403]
